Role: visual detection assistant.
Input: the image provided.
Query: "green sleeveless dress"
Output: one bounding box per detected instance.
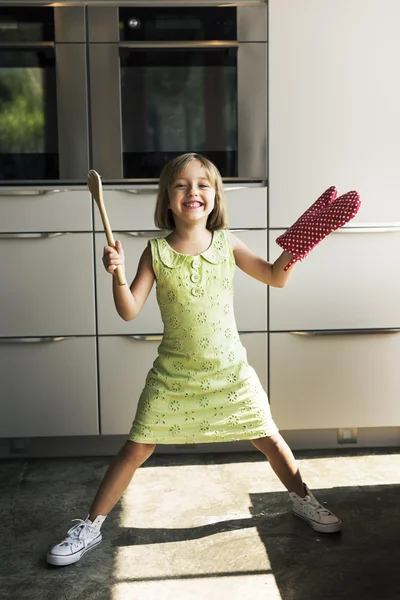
[128,229,278,444]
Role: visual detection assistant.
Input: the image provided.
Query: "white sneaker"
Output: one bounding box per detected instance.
[47,515,106,566]
[289,484,342,533]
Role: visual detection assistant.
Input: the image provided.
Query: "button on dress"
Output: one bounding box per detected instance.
[129,229,278,444]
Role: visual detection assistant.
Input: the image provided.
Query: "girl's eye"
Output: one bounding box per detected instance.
[175,183,186,188]
[200,184,210,188]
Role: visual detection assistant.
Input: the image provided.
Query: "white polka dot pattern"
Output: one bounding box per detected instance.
[276,189,361,270]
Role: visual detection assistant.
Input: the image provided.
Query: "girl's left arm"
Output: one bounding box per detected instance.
[229,232,295,288]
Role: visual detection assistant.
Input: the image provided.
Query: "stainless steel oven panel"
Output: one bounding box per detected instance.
[54,7,85,43]
[87,6,119,43]
[55,7,89,179]
[89,43,122,179]
[238,42,267,178]
[88,5,267,43]
[237,5,267,42]
[56,43,90,179]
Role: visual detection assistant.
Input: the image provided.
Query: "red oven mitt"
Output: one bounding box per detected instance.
[276,189,361,270]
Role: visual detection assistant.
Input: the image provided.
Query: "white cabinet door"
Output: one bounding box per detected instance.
[0,189,92,233]
[0,233,95,336]
[270,331,400,430]
[233,229,268,331]
[94,190,157,232]
[269,0,400,226]
[96,230,268,334]
[94,186,267,231]
[95,232,163,335]
[0,337,98,437]
[269,228,400,331]
[99,333,267,435]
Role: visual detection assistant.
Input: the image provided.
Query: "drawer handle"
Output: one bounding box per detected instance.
[0,189,65,197]
[117,231,169,238]
[338,223,400,233]
[0,337,76,345]
[114,189,158,195]
[0,42,54,49]
[129,335,163,341]
[119,41,239,49]
[0,232,72,239]
[290,329,400,337]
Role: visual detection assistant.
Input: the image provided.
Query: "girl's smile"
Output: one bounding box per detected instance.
[168,160,216,224]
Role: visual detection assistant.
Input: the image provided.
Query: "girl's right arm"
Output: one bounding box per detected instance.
[102,240,155,321]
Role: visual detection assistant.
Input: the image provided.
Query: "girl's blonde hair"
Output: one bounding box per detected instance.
[154,153,228,231]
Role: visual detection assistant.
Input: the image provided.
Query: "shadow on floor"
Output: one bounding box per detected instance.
[1,451,399,600]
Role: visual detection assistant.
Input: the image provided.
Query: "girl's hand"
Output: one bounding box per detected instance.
[102,240,125,276]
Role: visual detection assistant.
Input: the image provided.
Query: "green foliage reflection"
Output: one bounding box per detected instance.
[0,67,44,153]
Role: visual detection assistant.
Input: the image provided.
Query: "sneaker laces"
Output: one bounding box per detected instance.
[304,494,332,517]
[61,519,95,549]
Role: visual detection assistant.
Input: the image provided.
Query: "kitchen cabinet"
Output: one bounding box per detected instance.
[0,233,96,337]
[98,332,268,435]
[269,0,400,227]
[269,331,400,430]
[0,189,92,233]
[0,336,98,437]
[269,228,400,331]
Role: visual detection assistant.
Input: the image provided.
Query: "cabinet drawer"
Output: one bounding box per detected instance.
[0,190,92,233]
[269,228,400,330]
[96,230,267,334]
[0,337,98,438]
[99,333,267,435]
[0,233,95,336]
[270,331,400,430]
[225,187,267,228]
[94,186,267,231]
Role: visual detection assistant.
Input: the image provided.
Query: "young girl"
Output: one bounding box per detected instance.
[47,153,353,566]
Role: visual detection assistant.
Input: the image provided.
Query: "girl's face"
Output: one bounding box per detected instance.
[168,160,216,226]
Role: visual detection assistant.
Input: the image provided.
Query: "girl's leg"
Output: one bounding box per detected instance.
[251,433,305,496]
[251,433,342,533]
[89,440,156,519]
[47,441,156,566]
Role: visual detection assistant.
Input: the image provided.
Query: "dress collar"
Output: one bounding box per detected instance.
[157,230,227,268]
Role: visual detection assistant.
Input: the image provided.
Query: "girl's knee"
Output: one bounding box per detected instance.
[120,441,156,463]
[251,433,285,456]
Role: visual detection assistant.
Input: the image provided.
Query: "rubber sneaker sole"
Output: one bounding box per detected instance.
[47,534,102,566]
[293,510,342,533]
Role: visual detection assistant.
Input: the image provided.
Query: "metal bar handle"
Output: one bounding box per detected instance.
[0,337,76,345]
[119,41,239,49]
[290,329,400,337]
[117,231,169,238]
[128,335,163,341]
[0,233,72,239]
[0,42,55,48]
[0,190,65,197]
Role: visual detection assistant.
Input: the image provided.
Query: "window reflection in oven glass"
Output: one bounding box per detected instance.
[0,48,58,180]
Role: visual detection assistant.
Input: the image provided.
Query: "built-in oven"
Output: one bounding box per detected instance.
[0,6,89,181]
[87,3,267,180]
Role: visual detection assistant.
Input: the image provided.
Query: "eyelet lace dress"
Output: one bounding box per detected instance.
[129,229,278,444]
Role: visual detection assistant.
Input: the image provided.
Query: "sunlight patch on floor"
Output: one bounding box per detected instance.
[111,573,282,600]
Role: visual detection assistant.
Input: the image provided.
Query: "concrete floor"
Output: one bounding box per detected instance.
[1,448,399,600]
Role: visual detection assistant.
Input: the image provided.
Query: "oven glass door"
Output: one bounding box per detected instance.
[0,47,58,180]
[0,8,58,180]
[120,46,238,178]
